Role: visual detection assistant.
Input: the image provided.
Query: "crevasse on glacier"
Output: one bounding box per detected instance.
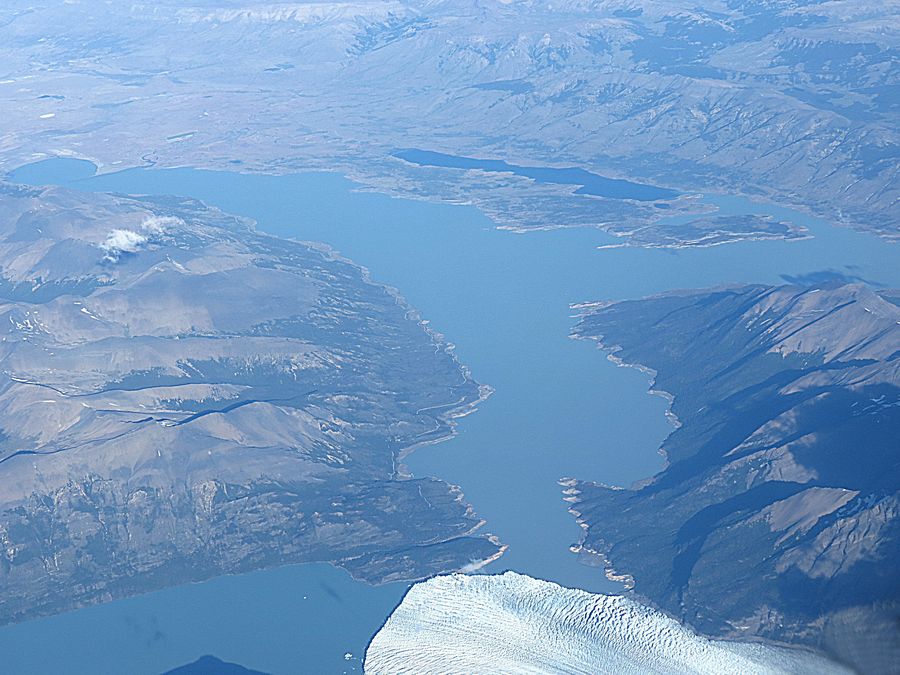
[364,572,850,675]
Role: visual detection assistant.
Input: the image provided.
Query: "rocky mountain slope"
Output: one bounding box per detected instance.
[569,282,900,673]
[0,180,501,625]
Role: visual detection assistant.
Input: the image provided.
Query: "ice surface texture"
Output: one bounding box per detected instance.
[365,572,849,675]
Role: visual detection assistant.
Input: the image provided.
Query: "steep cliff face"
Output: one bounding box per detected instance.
[570,282,900,673]
[0,182,500,625]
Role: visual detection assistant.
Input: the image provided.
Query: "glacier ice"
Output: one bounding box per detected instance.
[364,572,850,675]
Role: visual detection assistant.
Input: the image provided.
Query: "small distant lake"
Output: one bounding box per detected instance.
[3,157,898,674]
[393,149,680,201]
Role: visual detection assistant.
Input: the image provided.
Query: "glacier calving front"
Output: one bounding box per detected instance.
[364,572,849,675]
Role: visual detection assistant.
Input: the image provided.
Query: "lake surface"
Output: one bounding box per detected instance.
[394,148,680,200]
[0,562,402,675]
[3,157,898,674]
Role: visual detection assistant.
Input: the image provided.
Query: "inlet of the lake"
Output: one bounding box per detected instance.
[3,158,898,674]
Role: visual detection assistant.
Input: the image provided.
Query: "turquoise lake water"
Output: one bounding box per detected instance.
[3,158,898,674]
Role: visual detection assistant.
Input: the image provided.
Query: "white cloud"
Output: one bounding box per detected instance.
[99,215,182,262]
[101,229,147,261]
[141,215,183,234]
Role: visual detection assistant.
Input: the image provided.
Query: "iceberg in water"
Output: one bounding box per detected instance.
[364,572,850,675]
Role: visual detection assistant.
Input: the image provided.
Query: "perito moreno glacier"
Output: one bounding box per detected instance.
[364,572,851,675]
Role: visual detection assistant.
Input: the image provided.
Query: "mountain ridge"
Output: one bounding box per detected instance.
[569,281,900,673]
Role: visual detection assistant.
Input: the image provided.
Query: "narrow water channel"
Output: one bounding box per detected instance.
[3,158,898,674]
